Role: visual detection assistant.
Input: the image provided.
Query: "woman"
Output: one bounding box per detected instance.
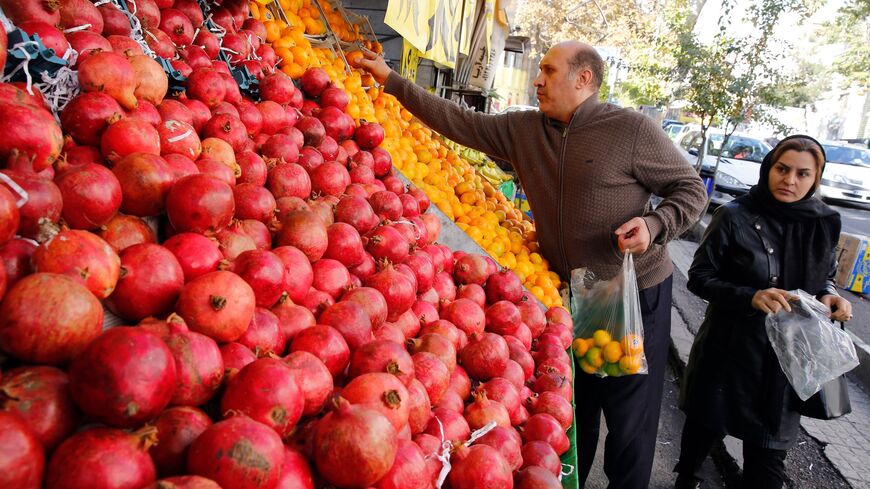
[674,135,853,489]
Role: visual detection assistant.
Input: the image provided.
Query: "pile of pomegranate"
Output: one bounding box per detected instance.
[0,1,575,488]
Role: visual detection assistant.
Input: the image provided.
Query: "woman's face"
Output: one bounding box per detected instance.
[768,149,818,203]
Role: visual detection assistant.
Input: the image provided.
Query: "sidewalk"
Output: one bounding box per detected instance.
[668,240,870,489]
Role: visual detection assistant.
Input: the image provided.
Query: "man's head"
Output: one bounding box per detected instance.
[533,41,603,123]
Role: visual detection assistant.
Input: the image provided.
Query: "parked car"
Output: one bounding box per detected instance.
[668,122,700,143]
[675,129,772,205]
[664,122,686,140]
[820,141,870,205]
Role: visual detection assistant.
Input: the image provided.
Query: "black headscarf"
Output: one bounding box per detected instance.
[733,135,841,293]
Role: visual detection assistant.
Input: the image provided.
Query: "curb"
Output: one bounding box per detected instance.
[847,330,870,392]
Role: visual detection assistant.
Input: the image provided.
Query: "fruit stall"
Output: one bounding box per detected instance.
[0,0,579,488]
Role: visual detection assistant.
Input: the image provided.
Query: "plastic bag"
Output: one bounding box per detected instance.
[569,253,647,377]
[765,290,859,401]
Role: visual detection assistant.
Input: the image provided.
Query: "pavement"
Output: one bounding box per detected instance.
[667,239,870,489]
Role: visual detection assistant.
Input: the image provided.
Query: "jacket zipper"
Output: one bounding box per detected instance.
[557,115,574,277]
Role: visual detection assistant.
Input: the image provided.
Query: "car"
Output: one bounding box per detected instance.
[819,142,870,205]
[668,122,700,143]
[674,129,772,205]
[664,122,686,141]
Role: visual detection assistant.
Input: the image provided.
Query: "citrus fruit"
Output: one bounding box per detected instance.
[592,329,611,348]
[619,354,642,374]
[579,359,598,374]
[620,334,644,356]
[585,347,604,368]
[572,338,589,357]
[602,341,623,363]
[603,362,623,377]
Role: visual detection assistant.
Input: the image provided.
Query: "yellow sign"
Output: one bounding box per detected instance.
[400,39,422,82]
[386,0,476,68]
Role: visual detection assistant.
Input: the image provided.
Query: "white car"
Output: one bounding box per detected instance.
[820,142,870,205]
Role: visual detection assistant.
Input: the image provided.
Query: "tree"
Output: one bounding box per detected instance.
[820,0,869,88]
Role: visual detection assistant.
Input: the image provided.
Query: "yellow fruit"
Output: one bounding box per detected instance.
[602,341,623,363]
[572,338,589,357]
[585,347,604,368]
[619,355,642,374]
[579,359,598,374]
[592,329,611,348]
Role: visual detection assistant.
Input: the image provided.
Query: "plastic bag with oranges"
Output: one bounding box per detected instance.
[569,253,647,377]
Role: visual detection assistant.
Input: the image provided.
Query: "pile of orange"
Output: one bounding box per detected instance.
[572,331,644,376]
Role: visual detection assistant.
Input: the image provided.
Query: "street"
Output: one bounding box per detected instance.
[829,203,870,345]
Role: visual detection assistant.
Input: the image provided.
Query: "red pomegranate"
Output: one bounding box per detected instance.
[232,249,287,307]
[96,214,156,253]
[408,333,457,374]
[0,366,79,451]
[221,358,304,437]
[0,410,44,489]
[238,308,285,355]
[459,332,510,382]
[0,170,61,240]
[220,343,257,381]
[61,92,124,146]
[275,446,315,489]
[257,100,289,135]
[369,190,403,221]
[55,162,122,230]
[312,399,399,487]
[289,325,350,378]
[167,174,235,234]
[176,271,257,343]
[343,372,411,431]
[78,51,138,110]
[441,298,485,337]
[186,69,226,107]
[447,444,513,489]
[149,406,213,477]
[364,265,416,322]
[271,245,314,303]
[187,417,284,489]
[475,425,523,471]
[267,162,311,199]
[33,229,120,299]
[162,232,222,282]
[348,338,415,386]
[311,259,352,300]
[112,153,175,216]
[373,438,429,489]
[423,407,470,442]
[161,321,225,406]
[283,351,332,416]
[105,243,183,320]
[0,0,60,24]
[274,210,328,262]
[335,195,378,234]
[412,351,449,405]
[522,413,570,455]
[69,327,176,428]
[355,121,385,150]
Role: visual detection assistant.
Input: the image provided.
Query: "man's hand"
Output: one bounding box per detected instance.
[820,294,853,322]
[752,288,797,314]
[615,217,651,254]
[350,49,392,86]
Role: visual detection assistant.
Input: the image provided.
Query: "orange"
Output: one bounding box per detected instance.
[592,329,611,348]
[619,355,642,374]
[572,337,589,357]
[602,341,623,363]
[585,347,604,368]
[579,359,598,375]
[620,334,644,356]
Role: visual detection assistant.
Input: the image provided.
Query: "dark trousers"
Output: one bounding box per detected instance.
[675,416,787,489]
[575,275,673,489]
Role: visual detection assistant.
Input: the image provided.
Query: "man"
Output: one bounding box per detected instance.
[355,41,706,488]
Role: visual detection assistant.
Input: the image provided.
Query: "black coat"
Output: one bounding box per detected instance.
[679,201,837,449]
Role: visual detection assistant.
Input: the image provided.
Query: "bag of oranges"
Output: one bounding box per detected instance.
[569,252,647,377]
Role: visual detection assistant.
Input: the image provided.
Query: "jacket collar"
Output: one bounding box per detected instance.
[546,92,602,130]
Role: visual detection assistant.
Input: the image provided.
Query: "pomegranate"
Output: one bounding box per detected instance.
[0,101,64,173]
[310,161,350,196]
[289,325,349,378]
[158,321,225,406]
[412,351,449,405]
[159,120,201,160]
[318,107,351,142]
[295,116,326,146]
[267,162,310,199]
[257,101,289,135]
[480,377,522,417]
[195,157,236,186]
[186,69,226,107]
[110,35,144,57]
[100,118,161,163]
[453,254,490,285]
[515,466,562,488]
[0,0,60,25]
[69,327,176,428]
[187,416,284,489]
[355,120,385,149]
[262,134,300,164]
[519,298,547,338]
[274,210,328,261]
[78,51,138,110]
[259,72,297,105]
[45,427,157,489]
[176,271,256,343]
[166,174,235,234]
[369,190,403,221]
[275,446,315,489]
[441,298,485,337]
[370,147,393,177]
[221,358,304,437]
[19,20,70,59]
[313,398,399,487]
[522,413,570,455]
[0,410,45,489]
[311,259,352,299]
[366,225,410,264]
[104,243,182,320]
[232,249,287,307]
[126,99,162,126]
[203,114,248,153]
[100,4,132,35]
[407,379,432,434]
[349,251,377,280]
[181,98,211,132]
[521,441,561,477]
[484,300,522,337]
[236,150,268,185]
[177,0,206,29]
[373,439,429,489]
[335,195,378,234]
[433,272,458,302]
[149,406,212,477]
[283,351,332,416]
[459,332,510,381]
[32,229,119,299]
[485,269,523,304]
[220,342,257,380]
[340,287,387,329]
[0,366,79,451]
[447,444,513,489]
[110,153,174,216]
[343,372,411,430]
[67,30,112,66]
[412,301,440,327]
[475,425,523,471]
[270,245,313,304]
[162,232,222,282]
[160,9,194,46]
[364,265,416,322]
[423,407,470,442]
[0,170,62,239]
[414,433,442,480]
[299,67,330,97]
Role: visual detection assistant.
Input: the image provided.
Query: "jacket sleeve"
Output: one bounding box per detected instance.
[384,72,514,161]
[817,249,840,298]
[630,116,707,244]
[687,206,758,311]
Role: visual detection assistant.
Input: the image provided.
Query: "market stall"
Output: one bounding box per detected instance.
[0,0,578,487]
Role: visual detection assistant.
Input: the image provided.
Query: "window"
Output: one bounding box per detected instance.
[705,135,769,162]
[823,145,870,167]
[679,131,698,151]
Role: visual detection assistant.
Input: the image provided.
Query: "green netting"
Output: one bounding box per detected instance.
[499,179,516,201]
[561,351,579,489]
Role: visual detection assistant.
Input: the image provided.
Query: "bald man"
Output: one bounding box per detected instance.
[356,42,706,488]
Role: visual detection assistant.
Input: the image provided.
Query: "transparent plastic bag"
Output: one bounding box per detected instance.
[765,290,859,401]
[569,253,647,377]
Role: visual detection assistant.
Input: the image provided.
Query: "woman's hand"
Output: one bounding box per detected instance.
[350,49,392,85]
[751,288,797,314]
[820,294,853,322]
